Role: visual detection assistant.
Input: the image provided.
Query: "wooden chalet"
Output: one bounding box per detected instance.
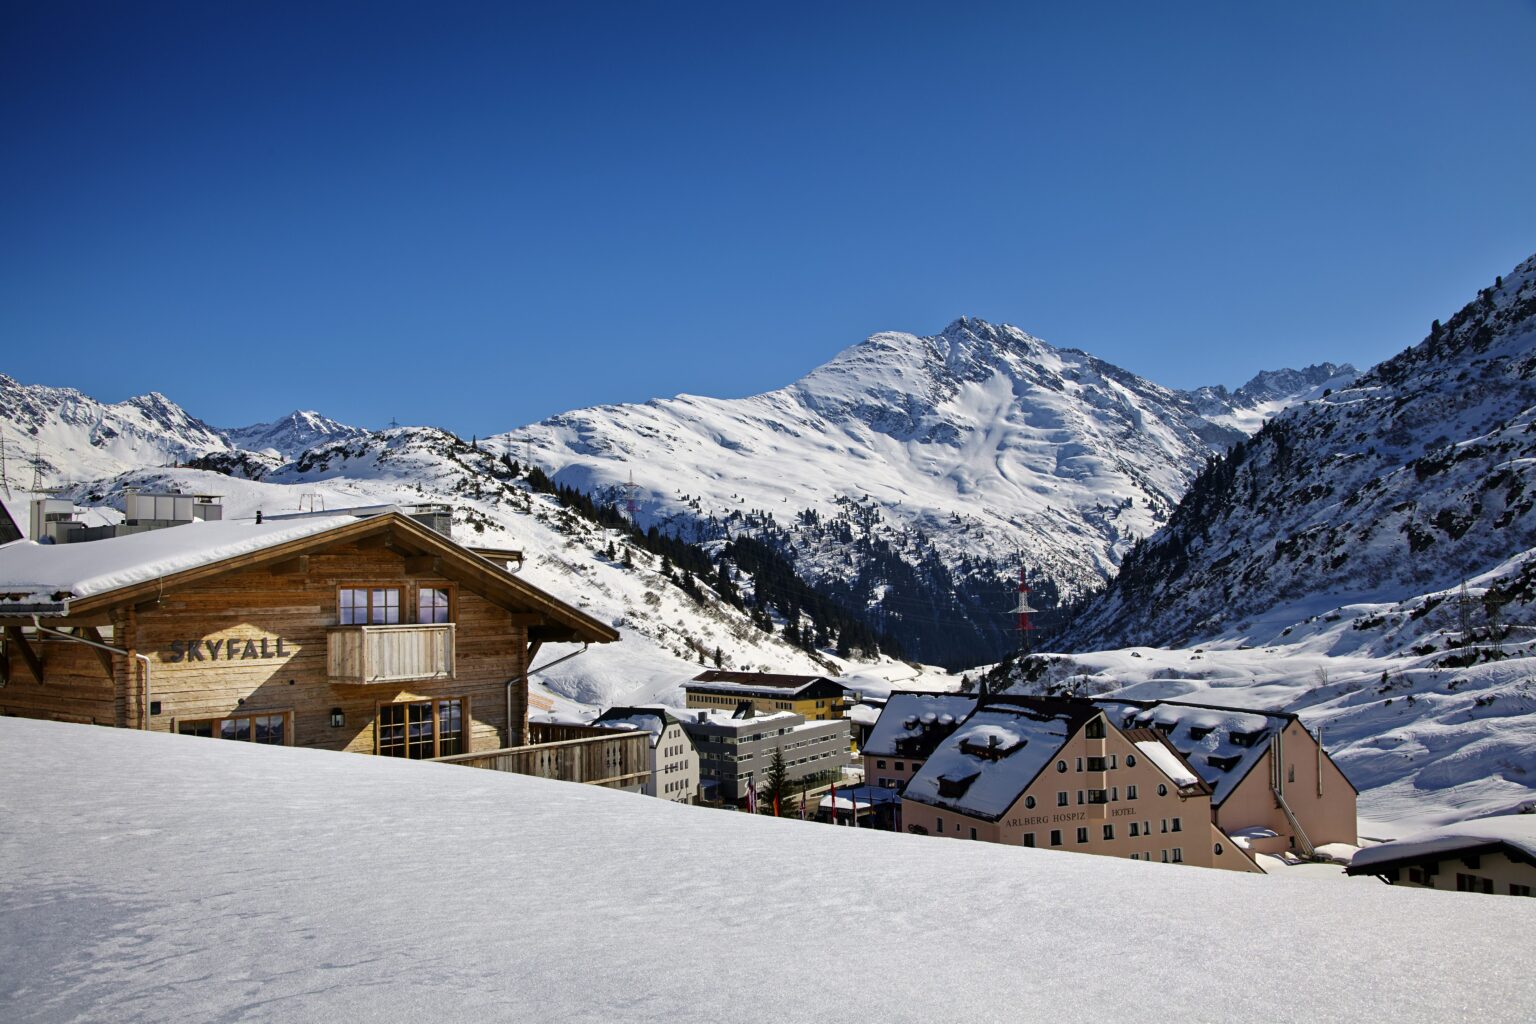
[0,509,618,763]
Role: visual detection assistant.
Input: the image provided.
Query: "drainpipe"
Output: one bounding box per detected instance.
[31,615,154,731]
[509,642,589,746]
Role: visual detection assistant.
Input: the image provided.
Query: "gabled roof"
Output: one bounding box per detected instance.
[0,511,618,644]
[902,695,1100,822]
[686,671,843,699]
[592,705,684,749]
[1347,815,1536,876]
[1095,699,1288,806]
[862,692,979,759]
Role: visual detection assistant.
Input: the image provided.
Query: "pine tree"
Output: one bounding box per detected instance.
[712,645,723,668]
[758,746,790,815]
[622,547,633,569]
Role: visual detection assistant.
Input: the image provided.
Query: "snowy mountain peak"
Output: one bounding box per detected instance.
[225,409,367,461]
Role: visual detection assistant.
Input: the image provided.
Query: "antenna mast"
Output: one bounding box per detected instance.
[1009,562,1038,654]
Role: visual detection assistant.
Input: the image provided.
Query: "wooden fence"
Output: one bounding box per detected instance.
[434,728,650,791]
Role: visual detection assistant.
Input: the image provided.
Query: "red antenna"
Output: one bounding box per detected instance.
[1010,563,1038,652]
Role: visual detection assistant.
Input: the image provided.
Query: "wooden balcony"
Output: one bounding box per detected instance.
[434,729,650,791]
[327,623,455,684]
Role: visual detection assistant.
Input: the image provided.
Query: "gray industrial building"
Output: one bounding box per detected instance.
[678,704,851,805]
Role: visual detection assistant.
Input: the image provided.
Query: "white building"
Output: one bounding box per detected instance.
[592,706,700,804]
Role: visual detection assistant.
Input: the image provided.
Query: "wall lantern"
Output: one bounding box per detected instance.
[329,708,346,728]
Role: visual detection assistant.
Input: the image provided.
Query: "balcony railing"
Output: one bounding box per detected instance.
[327,623,455,684]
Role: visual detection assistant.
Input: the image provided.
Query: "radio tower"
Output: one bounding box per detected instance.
[1009,563,1038,654]
[624,470,639,525]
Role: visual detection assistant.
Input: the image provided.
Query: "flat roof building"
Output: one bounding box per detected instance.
[685,670,849,722]
[678,704,850,806]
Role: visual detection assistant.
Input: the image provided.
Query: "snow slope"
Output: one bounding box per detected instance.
[2,716,1530,1024]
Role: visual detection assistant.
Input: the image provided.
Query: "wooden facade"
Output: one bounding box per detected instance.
[437,728,651,791]
[0,512,617,761]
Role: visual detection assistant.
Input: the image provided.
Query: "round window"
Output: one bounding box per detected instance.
[1025,796,1036,809]
[1214,843,1224,855]
[1056,760,1067,773]
[1125,754,1137,767]
[1158,784,1168,796]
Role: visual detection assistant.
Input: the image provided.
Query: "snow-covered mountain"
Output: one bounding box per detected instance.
[509,318,1335,665]
[0,373,231,483]
[225,410,368,461]
[1067,253,1536,651]
[1185,362,1358,434]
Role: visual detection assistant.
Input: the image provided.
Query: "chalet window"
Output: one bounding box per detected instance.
[1085,718,1105,739]
[1050,830,1062,847]
[1407,867,1424,884]
[377,697,465,759]
[1076,827,1088,844]
[417,586,452,623]
[1127,784,1138,800]
[1103,824,1114,840]
[1456,873,1493,894]
[339,587,401,625]
[178,712,290,745]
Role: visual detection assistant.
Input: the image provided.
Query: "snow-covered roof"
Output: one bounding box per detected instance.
[1097,699,1286,805]
[0,516,356,612]
[1133,738,1201,788]
[861,692,978,758]
[591,706,681,748]
[846,703,882,728]
[1348,815,1536,873]
[679,707,802,730]
[902,697,1095,821]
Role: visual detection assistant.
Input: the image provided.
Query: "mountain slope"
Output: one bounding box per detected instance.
[510,319,1333,665]
[1065,253,1536,650]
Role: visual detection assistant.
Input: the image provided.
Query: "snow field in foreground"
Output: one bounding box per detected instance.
[1,717,1531,1024]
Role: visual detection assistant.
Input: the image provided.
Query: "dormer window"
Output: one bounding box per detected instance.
[1229,730,1264,748]
[1188,726,1214,741]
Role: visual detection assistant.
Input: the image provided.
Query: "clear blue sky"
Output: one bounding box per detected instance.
[4,1,1535,436]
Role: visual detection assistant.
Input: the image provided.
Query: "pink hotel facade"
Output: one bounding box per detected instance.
[864,692,1357,872]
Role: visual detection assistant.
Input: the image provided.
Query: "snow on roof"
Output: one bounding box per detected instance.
[861,692,978,758]
[2,717,1532,1024]
[1133,739,1200,787]
[846,703,882,727]
[1349,815,1536,872]
[1098,700,1281,805]
[591,707,673,748]
[0,516,357,609]
[903,700,1088,820]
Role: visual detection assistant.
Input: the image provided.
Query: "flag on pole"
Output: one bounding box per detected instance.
[829,780,838,824]
[746,778,756,814]
[774,793,780,817]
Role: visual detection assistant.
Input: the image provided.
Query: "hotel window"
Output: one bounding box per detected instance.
[178,711,290,745]
[1057,792,1069,807]
[1075,757,1083,772]
[1131,853,1140,861]
[339,586,401,625]
[1076,790,1084,805]
[969,828,977,841]
[877,760,887,769]
[1161,819,1168,833]
[1171,817,1182,832]
[1110,786,1119,801]
[937,816,944,834]
[1157,784,1168,796]
[1075,827,1088,844]
[1024,796,1036,809]
[1023,833,1036,848]
[895,761,905,771]
[1087,789,1107,804]
[1086,756,1106,772]
[1172,848,1183,863]
[1130,822,1140,837]
[1103,824,1114,841]
[1511,884,1532,897]
[1050,830,1062,847]
[1125,754,1137,767]
[1456,873,1493,894]
[417,586,452,623]
[1161,850,1169,863]
[1085,718,1105,739]
[1109,754,1117,769]
[1214,843,1224,856]
[1056,760,1068,773]
[1127,784,1138,800]
[377,697,465,759]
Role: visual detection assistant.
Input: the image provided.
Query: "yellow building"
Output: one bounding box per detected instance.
[685,671,848,722]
